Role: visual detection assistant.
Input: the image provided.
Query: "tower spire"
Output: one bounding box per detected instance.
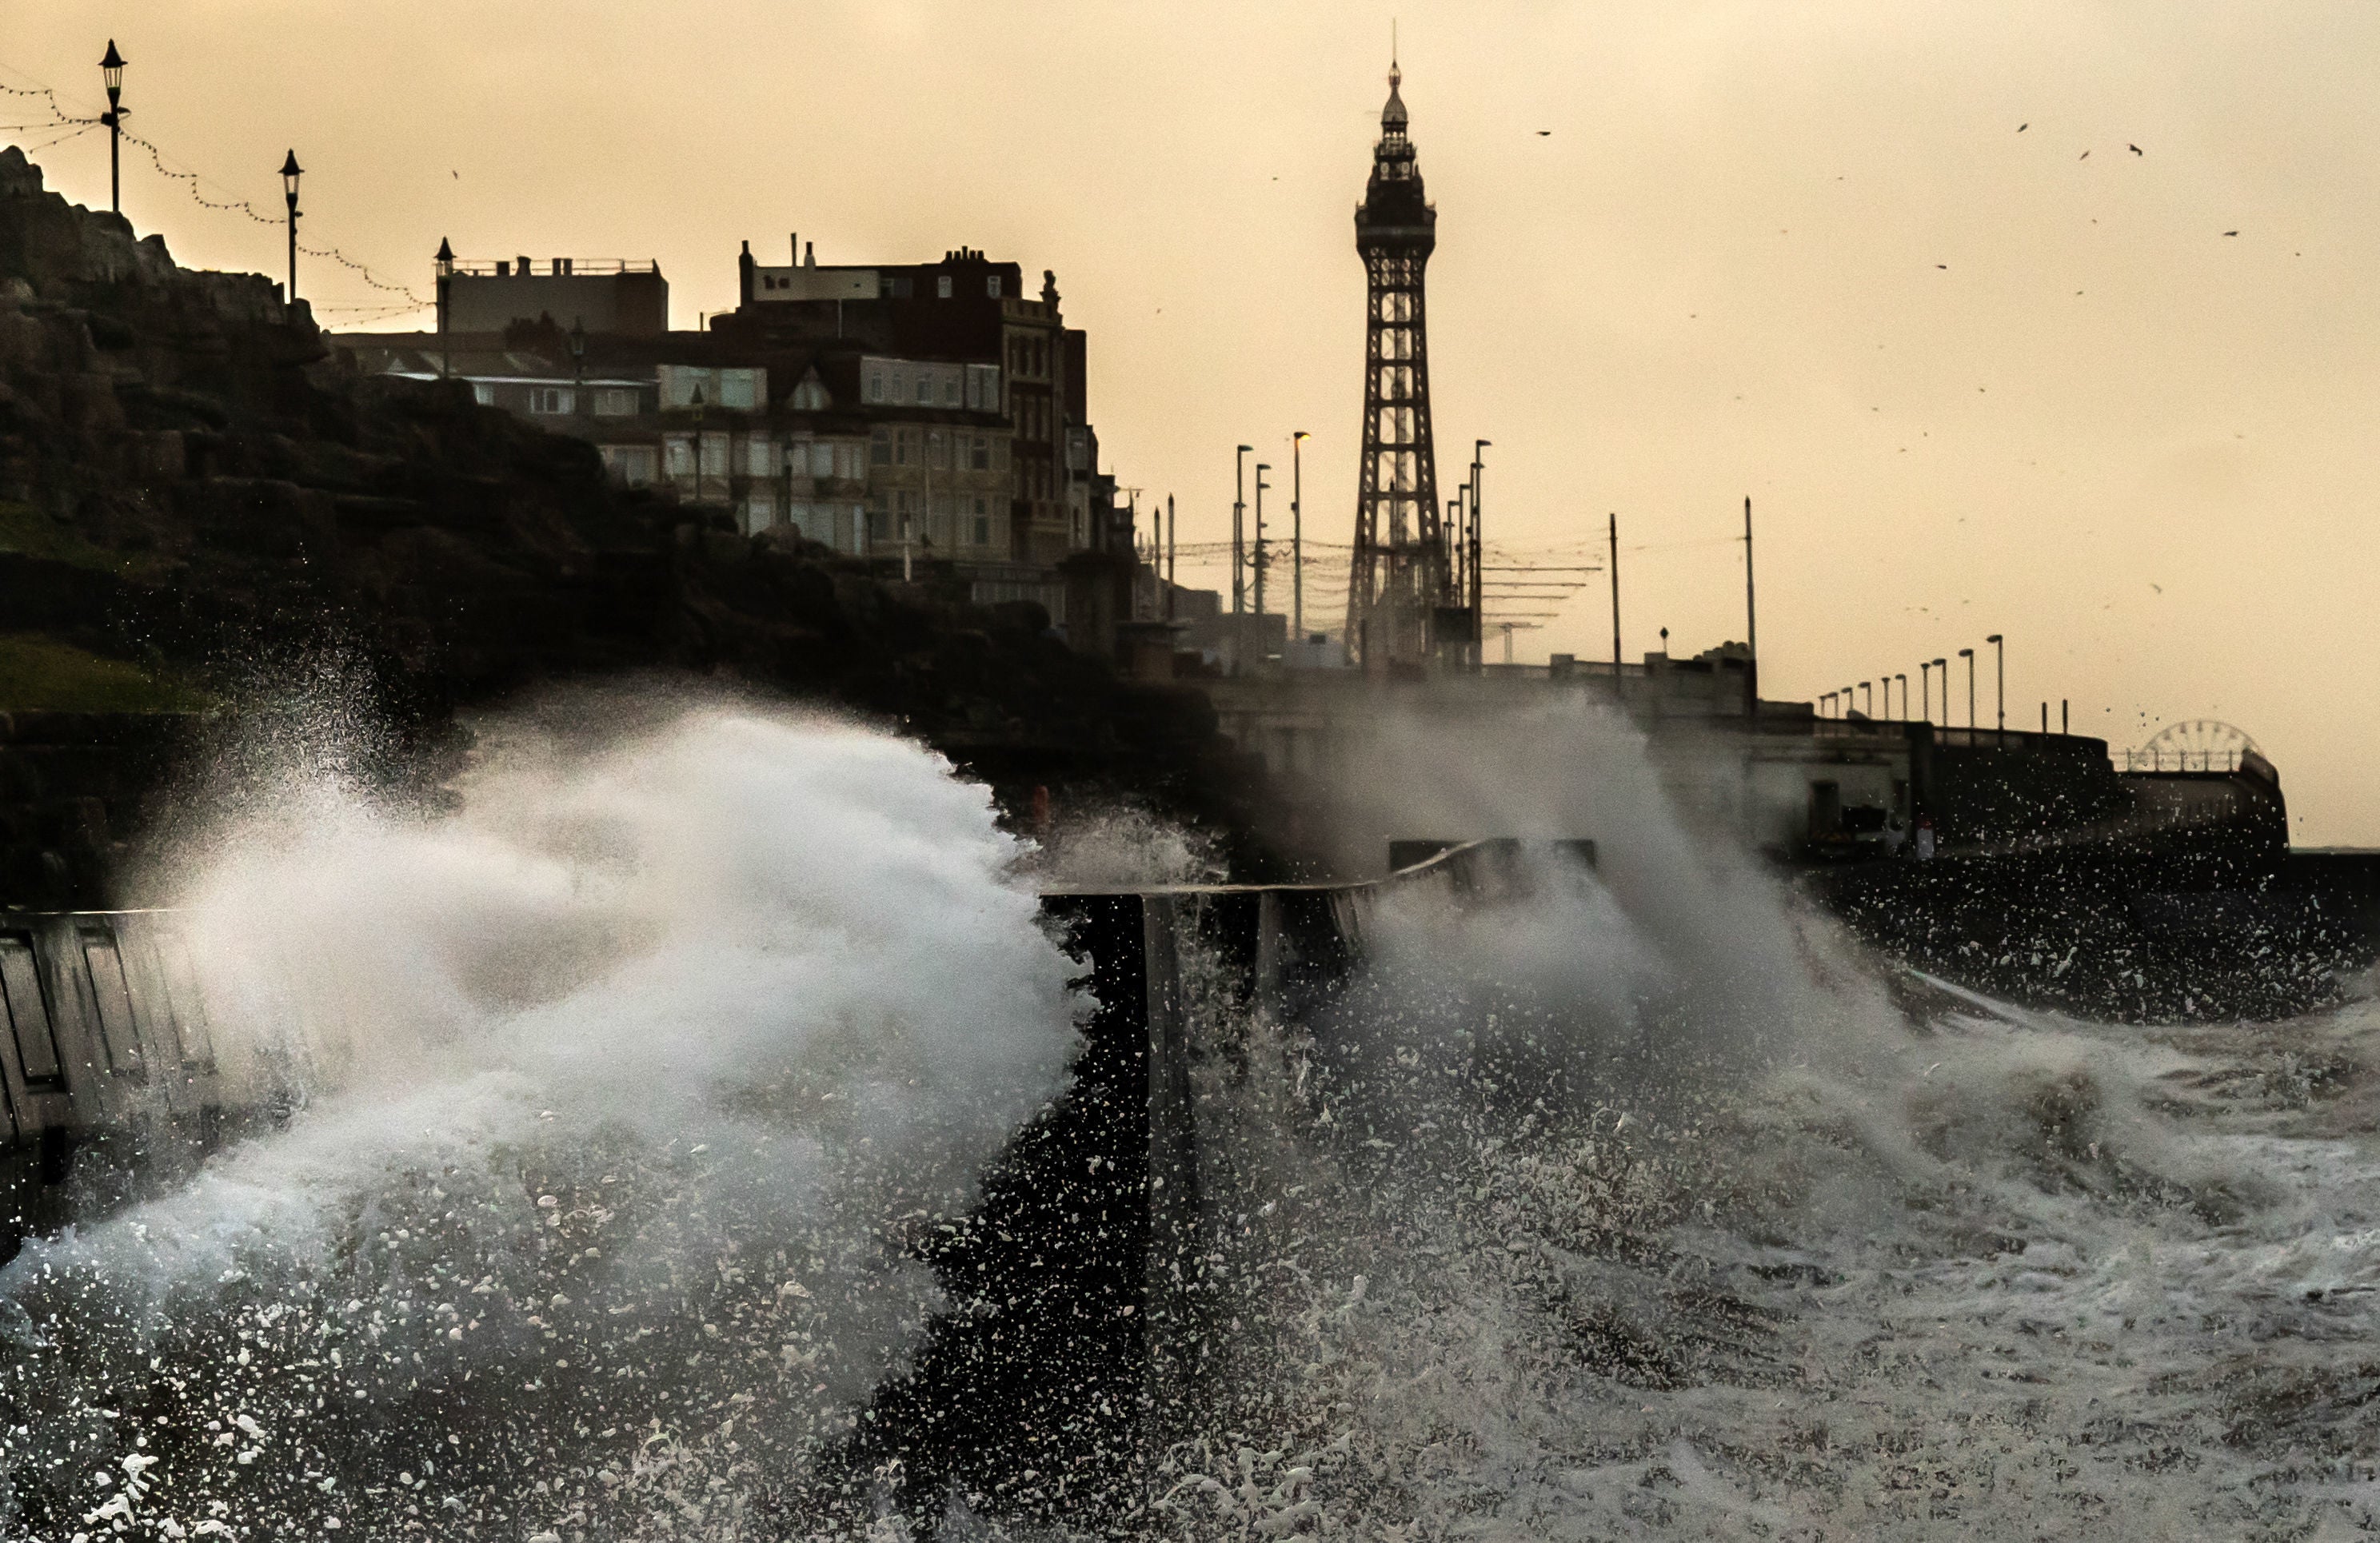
[1346,58,1449,671]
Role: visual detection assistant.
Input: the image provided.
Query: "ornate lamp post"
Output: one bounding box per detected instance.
[98,42,127,215]
[279,150,303,306]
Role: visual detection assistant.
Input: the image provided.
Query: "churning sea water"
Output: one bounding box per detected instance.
[2,704,2372,1541]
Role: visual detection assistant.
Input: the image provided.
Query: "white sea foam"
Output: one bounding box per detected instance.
[0,702,1081,1539]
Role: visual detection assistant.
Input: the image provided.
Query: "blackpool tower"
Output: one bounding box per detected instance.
[1345,59,1450,669]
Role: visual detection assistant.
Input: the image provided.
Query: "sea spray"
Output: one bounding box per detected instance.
[0,704,1083,1540]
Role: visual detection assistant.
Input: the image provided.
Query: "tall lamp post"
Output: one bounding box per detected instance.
[1232,445,1251,615]
[1291,431,1308,643]
[1931,658,1948,723]
[1919,662,1931,723]
[98,42,126,216]
[1986,633,2005,733]
[1958,647,1975,728]
[1895,672,1907,721]
[279,150,303,308]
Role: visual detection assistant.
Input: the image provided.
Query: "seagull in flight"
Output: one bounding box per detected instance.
[2129,143,2142,154]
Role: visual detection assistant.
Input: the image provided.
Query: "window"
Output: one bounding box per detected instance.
[700,434,729,476]
[472,382,496,406]
[600,444,659,487]
[594,387,638,417]
[791,375,829,411]
[867,371,885,403]
[972,497,990,548]
[895,430,911,467]
[719,370,759,410]
[665,437,694,477]
[747,438,773,478]
[811,441,835,479]
[970,436,989,471]
[928,430,948,471]
[869,504,889,542]
[872,428,891,466]
[936,274,953,299]
[944,374,961,407]
[987,275,1003,299]
[914,377,932,405]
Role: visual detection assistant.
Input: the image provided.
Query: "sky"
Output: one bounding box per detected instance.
[6,2,2377,842]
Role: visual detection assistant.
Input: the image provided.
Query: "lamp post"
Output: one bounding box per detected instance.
[1958,648,1975,728]
[1291,432,1308,642]
[1987,633,2005,734]
[1932,658,1947,723]
[1919,662,1931,722]
[98,42,126,216]
[1895,673,1907,721]
[279,150,303,308]
[1252,463,1271,623]
[1862,681,1873,716]
[1232,445,1251,615]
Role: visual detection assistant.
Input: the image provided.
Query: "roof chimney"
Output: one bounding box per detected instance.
[804,241,815,268]
[790,232,797,265]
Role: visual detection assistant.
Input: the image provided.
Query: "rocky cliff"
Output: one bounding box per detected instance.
[0,147,1261,902]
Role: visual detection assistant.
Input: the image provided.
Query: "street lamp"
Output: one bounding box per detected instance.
[279,150,303,308]
[1931,658,1947,724]
[1986,633,2005,734]
[1895,673,1907,721]
[1232,445,1252,616]
[1958,648,1975,728]
[1291,431,1309,641]
[98,42,126,216]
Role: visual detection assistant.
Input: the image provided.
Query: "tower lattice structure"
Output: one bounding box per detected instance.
[1346,62,1449,668]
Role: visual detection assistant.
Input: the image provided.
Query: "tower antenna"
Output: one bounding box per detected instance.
[1345,54,1446,669]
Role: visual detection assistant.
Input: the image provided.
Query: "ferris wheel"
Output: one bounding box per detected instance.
[2134,720,2258,772]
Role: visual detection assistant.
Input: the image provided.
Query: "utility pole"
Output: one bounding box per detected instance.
[1987,633,2005,734]
[279,152,303,309]
[98,42,126,216]
[1292,432,1308,643]
[1959,648,1976,728]
[1232,445,1251,615]
[1253,464,1271,622]
[1607,512,1622,700]
[1743,496,1757,719]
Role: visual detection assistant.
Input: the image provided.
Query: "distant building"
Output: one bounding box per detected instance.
[436,253,669,337]
[331,237,1125,630]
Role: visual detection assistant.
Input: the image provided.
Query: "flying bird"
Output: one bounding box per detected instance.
[2079,150,2090,159]
[2224,229,2239,237]
[2017,122,2028,132]
[1536,130,1551,136]
[2129,143,2142,154]
[1936,263,1948,269]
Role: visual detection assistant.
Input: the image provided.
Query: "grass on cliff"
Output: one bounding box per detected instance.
[0,634,210,713]
[0,500,156,579]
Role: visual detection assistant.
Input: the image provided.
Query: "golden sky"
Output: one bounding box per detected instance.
[10,2,2377,842]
